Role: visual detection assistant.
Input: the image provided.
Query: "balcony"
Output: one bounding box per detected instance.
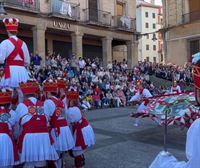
[51,0,80,21]
[182,11,200,24]
[4,0,40,13]
[114,16,136,32]
[83,8,111,27]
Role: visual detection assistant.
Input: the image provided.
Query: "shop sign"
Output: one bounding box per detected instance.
[53,21,70,30]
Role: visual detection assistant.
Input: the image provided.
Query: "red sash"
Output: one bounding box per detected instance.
[18,99,54,153]
[172,89,179,94]
[4,38,25,79]
[72,118,89,150]
[49,97,68,136]
[0,123,19,161]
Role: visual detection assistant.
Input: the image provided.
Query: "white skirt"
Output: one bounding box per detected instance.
[20,133,59,163]
[137,102,147,113]
[51,126,75,152]
[0,66,29,88]
[73,124,95,151]
[82,124,95,147]
[0,134,15,166]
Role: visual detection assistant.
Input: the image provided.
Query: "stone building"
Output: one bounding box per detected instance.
[136,0,163,63]
[0,0,137,67]
[162,0,200,65]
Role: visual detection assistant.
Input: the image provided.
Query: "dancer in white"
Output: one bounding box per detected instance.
[67,96,95,168]
[170,80,181,94]
[150,118,200,168]
[0,88,18,168]
[129,80,152,126]
[0,18,30,103]
[16,80,58,168]
[43,79,74,168]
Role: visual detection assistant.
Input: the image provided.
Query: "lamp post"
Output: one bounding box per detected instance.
[0,0,7,16]
[152,33,157,41]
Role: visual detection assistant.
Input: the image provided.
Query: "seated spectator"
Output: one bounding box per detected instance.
[117,88,126,106]
[92,91,101,108]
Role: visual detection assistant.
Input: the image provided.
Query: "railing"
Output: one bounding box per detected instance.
[114,16,136,31]
[182,11,200,24]
[83,8,111,26]
[4,0,40,12]
[51,0,80,20]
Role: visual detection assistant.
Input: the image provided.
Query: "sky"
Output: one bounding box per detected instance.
[144,0,162,5]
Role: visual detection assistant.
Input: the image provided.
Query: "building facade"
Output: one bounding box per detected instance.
[162,0,200,65]
[136,0,163,63]
[0,0,137,67]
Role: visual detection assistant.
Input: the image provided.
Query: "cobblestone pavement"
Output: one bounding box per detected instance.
[65,107,187,168]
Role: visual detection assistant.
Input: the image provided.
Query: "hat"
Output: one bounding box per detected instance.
[20,80,40,96]
[66,91,79,100]
[3,18,19,32]
[57,78,67,89]
[0,89,12,105]
[43,79,58,93]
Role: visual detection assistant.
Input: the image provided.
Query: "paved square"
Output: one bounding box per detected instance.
[65,107,186,168]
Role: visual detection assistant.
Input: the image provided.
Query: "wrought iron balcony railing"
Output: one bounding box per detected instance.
[51,0,80,20]
[83,8,111,27]
[183,11,200,24]
[113,16,136,32]
[4,0,40,12]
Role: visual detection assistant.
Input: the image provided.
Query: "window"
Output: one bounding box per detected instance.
[117,2,124,16]
[145,12,148,17]
[153,57,156,62]
[152,13,156,18]
[146,34,149,39]
[153,45,156,51]
[145,23,149,28]
[146,45,149,50]
[153,23,156,29]
[189,0,200,22]
[146,57,150,62]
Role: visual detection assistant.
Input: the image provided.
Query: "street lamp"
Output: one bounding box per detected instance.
[152,33,157,41]
[0,0,7,16]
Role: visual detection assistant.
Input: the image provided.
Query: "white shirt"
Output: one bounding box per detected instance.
[15,97,38,125]
[0,36,30,66]
[79,60,86,69]
[170,85,181,94]
[129,88,152,102]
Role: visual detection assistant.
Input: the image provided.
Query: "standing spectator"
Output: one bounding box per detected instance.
[79,57,86,74]
[31,52,42,71]
[70,54,78,75]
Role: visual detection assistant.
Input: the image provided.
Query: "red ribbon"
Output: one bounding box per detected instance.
[72,118,89,150]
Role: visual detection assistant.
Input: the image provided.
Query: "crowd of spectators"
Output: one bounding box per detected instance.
[26,52,194,110]
[138,62,193,85]
[0,52,193,110]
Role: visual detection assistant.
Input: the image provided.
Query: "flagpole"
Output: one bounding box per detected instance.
[164,105,169,152]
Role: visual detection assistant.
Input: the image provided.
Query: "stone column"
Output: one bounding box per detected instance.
[32,24,46,66]
[71,32,83,58]
[47,38,53,54]
[127,40,138,68]
[102,37,113,68]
